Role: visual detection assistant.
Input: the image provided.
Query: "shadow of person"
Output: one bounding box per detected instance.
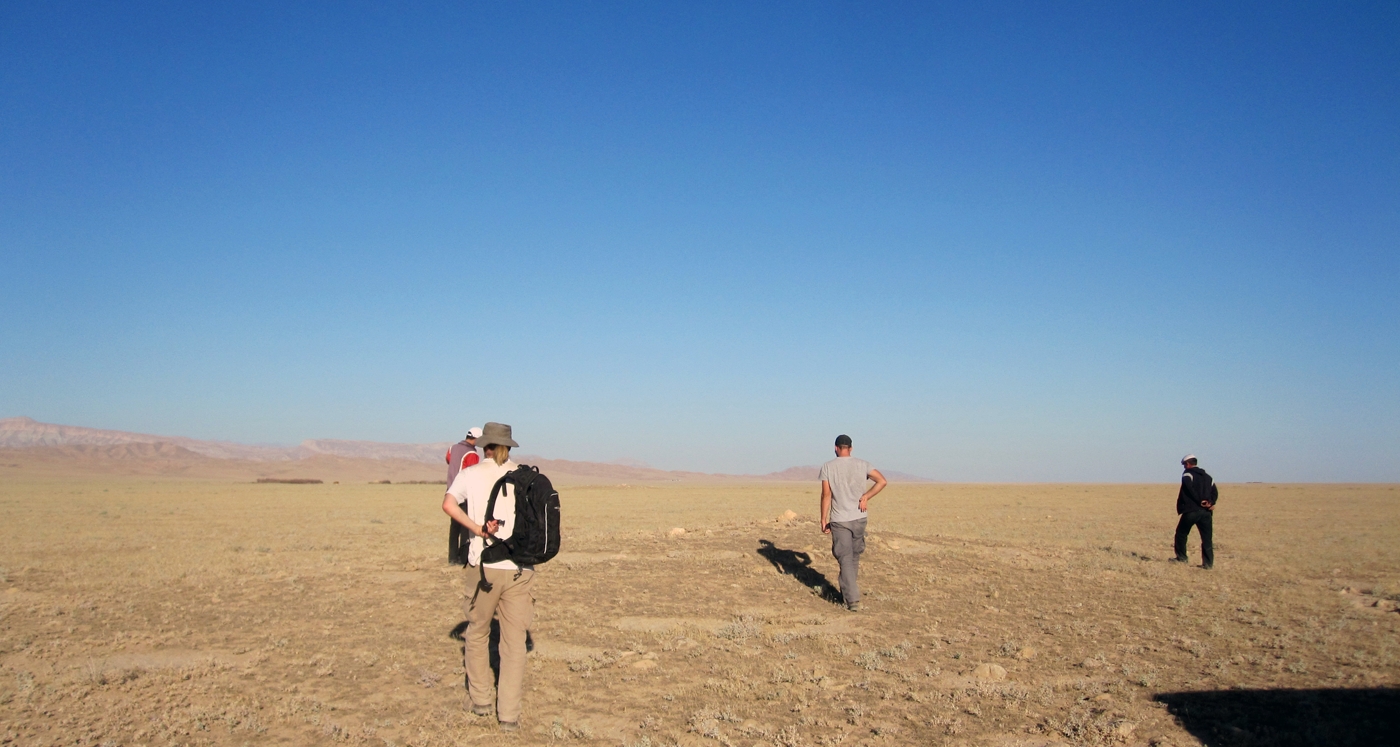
[1153,687,1400,746]
[448,620,536,689]
[757,539,841,604]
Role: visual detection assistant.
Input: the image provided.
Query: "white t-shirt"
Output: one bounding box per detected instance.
[446,458,528,570]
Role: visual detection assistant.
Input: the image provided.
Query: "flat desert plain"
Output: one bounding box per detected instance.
[1,478,1397,746]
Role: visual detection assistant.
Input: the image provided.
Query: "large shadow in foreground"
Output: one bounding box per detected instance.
[1154,688,1399,746]
[757,539,842,604]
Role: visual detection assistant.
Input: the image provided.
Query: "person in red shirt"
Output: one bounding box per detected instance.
[446,427,483,564]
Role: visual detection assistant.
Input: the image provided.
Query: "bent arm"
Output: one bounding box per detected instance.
[442,493,487,537]
[859,469,888,511]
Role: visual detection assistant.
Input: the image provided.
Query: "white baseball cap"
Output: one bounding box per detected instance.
[467,427,483,439]
[1181,454,1197,465]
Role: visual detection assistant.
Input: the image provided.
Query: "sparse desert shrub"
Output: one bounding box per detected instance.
[687,708,738,740]
[996,683,1030,702]
[568,652,619,672]
[775,724,805,747]
[855,651,881,670]
[879,641,911,660]
[715,615,763,641]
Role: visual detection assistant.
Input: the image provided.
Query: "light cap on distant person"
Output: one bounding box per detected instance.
[466,427,483,440]
[1181,454,1197,465]
[835,434,853,448]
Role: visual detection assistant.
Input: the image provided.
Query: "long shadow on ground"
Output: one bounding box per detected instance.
[756,539,842,604]
[1153,688,1400,747]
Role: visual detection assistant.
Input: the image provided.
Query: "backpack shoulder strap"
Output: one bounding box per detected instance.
[475,474,511,596]
[482,473,511,526]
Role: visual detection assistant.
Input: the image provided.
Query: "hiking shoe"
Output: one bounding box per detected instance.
[499,721,520,732]
[469,704,493,717]
[1168,557,1188,564]
[1202,564,1214,570]
[846,602,863,612]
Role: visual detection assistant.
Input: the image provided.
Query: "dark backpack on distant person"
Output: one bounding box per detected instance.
[476,465,561,592]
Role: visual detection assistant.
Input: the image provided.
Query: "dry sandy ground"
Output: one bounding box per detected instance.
[1,477,1397,747]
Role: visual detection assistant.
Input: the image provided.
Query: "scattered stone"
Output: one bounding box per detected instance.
[668,528,685,537]
[1016,647,1037,660]
[1113,720,1137,737]
[1080,658,1103,669]
[778,510,797,522]
[972,663,1007,681]
[631,659,657,670]
[1093,693,1113,701]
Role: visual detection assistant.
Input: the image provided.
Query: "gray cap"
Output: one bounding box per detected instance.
[1181,454,1197,465]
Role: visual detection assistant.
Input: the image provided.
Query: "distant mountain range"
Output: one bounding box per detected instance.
[0,416,448,462]
[0,416,933,482]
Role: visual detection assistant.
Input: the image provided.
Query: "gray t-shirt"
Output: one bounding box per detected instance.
[820,456,874,523]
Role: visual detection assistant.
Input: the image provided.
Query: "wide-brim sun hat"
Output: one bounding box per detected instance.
[479,422,519,448]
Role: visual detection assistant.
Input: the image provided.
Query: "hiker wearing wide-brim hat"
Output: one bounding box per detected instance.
[440,422,533,731]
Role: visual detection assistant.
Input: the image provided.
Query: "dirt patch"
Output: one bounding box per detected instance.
[614,616,729,634]
[0,479,1396,746]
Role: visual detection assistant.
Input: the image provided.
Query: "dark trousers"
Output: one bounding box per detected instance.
[449,519,466,565]
[1174,510,1214,567]
[829,518,867,605]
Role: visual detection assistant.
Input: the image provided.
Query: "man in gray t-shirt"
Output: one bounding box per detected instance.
[819,434,887,611]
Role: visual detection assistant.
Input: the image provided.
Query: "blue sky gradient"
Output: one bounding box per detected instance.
[2,2,1396,480]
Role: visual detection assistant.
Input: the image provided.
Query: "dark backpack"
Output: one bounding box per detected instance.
[476,465,561,592]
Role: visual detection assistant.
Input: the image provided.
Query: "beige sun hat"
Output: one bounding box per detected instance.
[479,422,519,448]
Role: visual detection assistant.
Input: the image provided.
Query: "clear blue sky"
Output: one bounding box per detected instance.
[2,2,1396,481]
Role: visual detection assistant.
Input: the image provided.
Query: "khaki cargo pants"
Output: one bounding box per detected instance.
[464,566,536,723]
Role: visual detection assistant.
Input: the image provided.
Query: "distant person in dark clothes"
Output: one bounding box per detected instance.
[446,427,483,565]
[819,434,887,611]
[1172,454,1218,569]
